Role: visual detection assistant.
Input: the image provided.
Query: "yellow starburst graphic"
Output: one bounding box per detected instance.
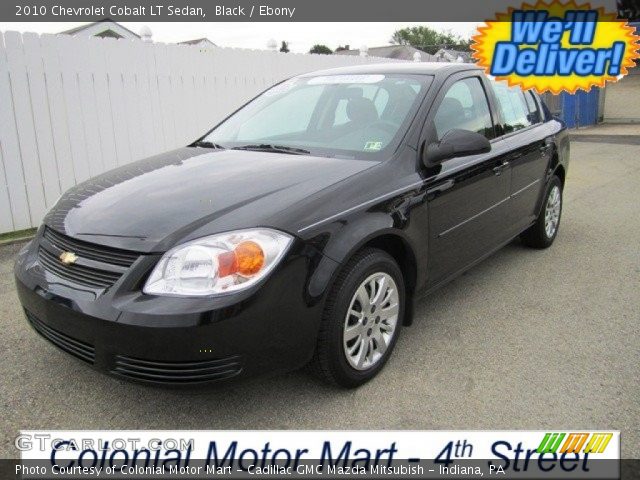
[471,0,640,94]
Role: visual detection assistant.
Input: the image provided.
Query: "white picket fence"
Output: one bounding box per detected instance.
[0,32,399,234]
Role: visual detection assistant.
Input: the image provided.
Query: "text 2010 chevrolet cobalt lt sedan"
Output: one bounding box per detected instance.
[15,63,569,387]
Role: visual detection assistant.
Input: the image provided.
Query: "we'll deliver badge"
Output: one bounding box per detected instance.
[472,0,640,94]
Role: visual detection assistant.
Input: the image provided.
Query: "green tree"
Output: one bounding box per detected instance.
[279,41,290,53]
[391,26,470,54]
[309,44,333,55]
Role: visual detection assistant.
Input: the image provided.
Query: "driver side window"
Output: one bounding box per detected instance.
[434,77,495,141]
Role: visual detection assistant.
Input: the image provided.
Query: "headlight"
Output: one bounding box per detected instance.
[143,228,293,297]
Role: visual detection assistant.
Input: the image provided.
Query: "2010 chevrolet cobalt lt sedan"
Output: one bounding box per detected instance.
[15,63,569,387]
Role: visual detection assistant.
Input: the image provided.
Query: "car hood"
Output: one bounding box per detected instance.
[44,148,375,252]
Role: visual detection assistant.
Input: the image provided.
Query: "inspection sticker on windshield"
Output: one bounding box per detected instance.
[364,141,383,151]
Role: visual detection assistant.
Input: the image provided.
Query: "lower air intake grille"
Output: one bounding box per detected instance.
[26,311,95,364]
[112,354,243,384]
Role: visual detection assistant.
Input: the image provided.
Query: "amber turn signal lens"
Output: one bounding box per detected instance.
[217,250,238,278]
[235,241,265,276]
[217,241,265,278]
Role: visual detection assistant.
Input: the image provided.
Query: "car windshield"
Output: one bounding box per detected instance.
[200,74,432,159]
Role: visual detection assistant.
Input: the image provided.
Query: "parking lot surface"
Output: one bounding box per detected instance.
[1,125,638,458]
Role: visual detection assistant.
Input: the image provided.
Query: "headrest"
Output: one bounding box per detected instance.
[346,97,379,124]
[438,97,465,119]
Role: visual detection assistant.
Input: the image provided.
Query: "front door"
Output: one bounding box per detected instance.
[422,74,513,288]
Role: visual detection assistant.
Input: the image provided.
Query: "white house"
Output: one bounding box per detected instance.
[60,21,216,49]
[60,20,141,41]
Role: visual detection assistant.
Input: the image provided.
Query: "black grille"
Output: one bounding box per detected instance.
[26,310,95,364]
[43,227,139,267]
[38,247,122,289]
[38,227,141,289]
[112,354,243,384]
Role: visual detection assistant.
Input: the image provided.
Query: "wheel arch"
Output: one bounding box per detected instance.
[534,151,565,216]
[317,226,420,327]
[359,234,418,326]
[553,162,566,188]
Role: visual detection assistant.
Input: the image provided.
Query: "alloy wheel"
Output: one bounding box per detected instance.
[544,185,561,238]
[343,272,400,371]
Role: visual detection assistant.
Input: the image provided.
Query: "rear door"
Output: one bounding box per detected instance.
[488,81,552,234]
[423,72,513,287]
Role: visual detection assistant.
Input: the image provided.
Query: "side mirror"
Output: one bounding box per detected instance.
[424,129,491,166]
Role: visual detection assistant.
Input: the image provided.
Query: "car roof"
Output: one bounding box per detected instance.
[299,62,481,78]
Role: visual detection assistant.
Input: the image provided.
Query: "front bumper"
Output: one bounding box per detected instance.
[14,235,332,386]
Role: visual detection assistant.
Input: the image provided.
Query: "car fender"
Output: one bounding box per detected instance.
[305,211,423,325]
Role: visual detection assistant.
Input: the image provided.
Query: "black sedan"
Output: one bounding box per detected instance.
[15,63,569,387]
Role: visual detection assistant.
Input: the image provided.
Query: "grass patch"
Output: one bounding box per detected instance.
[0,227,37,245]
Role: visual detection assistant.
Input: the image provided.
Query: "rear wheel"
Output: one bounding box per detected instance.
[521,175,563,248]
[310,248,404,388]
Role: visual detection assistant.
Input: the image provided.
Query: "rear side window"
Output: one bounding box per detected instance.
[433,77,494,140]
[490,81,533,134]
[524,92,542,124]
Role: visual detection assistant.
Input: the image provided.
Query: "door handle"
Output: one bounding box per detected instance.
[540,139,554,154]
[493,161,509,176]
[539,146,552,158]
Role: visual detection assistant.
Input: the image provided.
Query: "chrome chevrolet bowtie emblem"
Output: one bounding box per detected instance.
[59,251,78,266]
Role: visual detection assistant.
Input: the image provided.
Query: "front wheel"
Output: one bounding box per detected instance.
[310,248,405,388]
[521,175,563,248]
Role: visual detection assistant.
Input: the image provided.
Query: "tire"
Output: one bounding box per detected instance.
[520,175,563,249]
[309,248,405,388]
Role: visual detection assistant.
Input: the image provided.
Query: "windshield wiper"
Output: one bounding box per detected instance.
[231,144,311,155]
[191,140,225,149]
